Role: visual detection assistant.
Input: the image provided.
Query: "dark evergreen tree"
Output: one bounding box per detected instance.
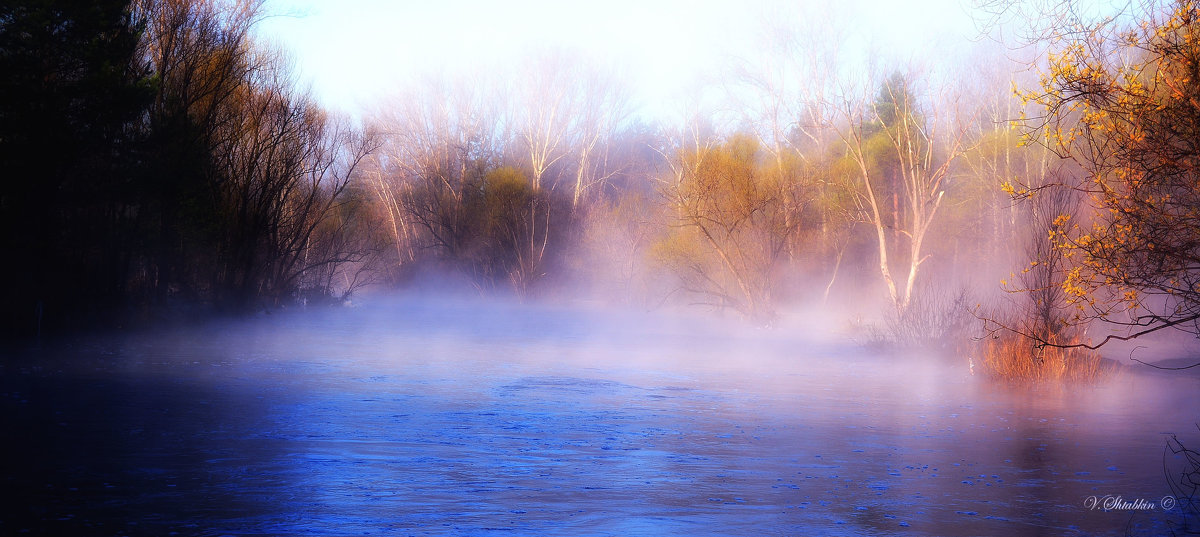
[0,0,153,338]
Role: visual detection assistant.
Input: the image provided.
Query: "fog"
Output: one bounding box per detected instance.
[5,295,1200,535]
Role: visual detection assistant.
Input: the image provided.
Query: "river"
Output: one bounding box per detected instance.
[4,296,1198,535]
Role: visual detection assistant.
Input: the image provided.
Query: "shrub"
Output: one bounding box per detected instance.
[975,331,1111,383]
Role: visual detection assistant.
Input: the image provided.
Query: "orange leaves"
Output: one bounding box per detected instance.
[1000,179,1027,197]
[1080,109,1110,132]
[1015,1,1200,329]
[1062,266,1088,300]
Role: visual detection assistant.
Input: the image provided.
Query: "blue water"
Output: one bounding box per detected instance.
[4,296,1198,536]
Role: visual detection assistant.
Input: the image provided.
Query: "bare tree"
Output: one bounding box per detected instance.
[514,50,576,192]
[656,134,799,321]
[567,67,632,211]
[135,0,381,307]
[371,75,507,273]
[512,50,631,206]
[727,1,846,164]
[371,71,583,294]
[838,71,972,313]
[140,0,266,300]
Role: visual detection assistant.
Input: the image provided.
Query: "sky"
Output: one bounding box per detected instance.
[254,0,983,122]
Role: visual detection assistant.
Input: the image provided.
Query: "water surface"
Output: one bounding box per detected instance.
[4,297,1198,535]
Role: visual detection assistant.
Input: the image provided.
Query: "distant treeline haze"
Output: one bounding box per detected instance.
[2,0,1198,359]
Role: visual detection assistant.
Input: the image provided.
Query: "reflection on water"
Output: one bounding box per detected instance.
[3,296,1199,536]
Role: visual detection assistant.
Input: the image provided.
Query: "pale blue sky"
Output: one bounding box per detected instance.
[254,0,983,121]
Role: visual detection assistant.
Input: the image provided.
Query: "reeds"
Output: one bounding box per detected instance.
[976,331,1112,383]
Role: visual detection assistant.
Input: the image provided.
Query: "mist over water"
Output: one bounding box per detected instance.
[5,295,1199,536]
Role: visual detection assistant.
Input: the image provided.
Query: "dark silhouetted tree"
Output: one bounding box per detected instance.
[0,0,153,336]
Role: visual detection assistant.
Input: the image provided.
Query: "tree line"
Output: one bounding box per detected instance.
[1,0,375,338]
[3,0,1198,370]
